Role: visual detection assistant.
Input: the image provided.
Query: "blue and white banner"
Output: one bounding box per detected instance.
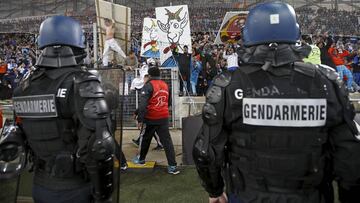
[155,5,192,67]
[140,18,160,58]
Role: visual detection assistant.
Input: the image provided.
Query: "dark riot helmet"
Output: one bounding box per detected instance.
[37,15,86,49]
[36,16,88,68]
[243,2,300,47]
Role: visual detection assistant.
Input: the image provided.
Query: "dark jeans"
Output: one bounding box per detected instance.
[32,184,92,203]
[136,123,163,147]
[115,143,127,166]
[179,74,191,94]
[354,72,360,86]
[120,150,127,166]
[139,123,177,166]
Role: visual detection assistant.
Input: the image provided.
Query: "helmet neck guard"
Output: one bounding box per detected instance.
[36,46,85,68]
[238,43,311,70]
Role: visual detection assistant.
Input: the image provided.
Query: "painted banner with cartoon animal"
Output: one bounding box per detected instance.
[214,11,248,44]
[140,18,160,58]
[155,5,192,67]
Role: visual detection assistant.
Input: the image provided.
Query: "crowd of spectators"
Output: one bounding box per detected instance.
[297,7,360,36]
[1,6,359,36]
[0,15,55,33]
[310,33,360,92]
[176,32,360,95]
[1,6,360,97]
[0,34,36,99]
[129,6,360,35]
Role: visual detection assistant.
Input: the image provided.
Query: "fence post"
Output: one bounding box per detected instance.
[93,23,98,69]
[171,68,177,128]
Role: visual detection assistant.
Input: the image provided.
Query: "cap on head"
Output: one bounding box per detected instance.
[148,66,160,77]
[243,2,300,47]
[37,16,85,49]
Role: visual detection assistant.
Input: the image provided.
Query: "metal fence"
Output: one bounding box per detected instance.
[97,67,176,129]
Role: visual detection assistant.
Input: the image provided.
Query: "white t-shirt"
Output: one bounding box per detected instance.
[130,64,149,90]
[223,52,239,68]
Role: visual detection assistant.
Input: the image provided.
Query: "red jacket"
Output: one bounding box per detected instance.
[0,63,7,74]
[328,47,349,66]
[145,80,169,120]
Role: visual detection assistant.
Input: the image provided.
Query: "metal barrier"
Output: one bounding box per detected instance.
[0,101,14,131]
[349,93,360,112]
[96,67,176,129]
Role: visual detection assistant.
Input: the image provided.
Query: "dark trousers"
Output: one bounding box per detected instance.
[120,150,127,166]
[32,184,92,203]
[115,141,127,166]
[179,73,191,94]
[139,123,177,166]
[354,72,360,86]
[136,123,163,147]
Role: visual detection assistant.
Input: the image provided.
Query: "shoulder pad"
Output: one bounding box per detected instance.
[79,81,105,98]
[75,72,105,98]
[75,98,110,131]
[30,68,46,81]
[213,72,231,87]
[74,72,108,130]
[317,64,339,81]
[293,62,316,78]
[83,98,110,119]
[75,72,101,84]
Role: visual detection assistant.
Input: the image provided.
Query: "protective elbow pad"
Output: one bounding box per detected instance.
[87,156,114,201]
[79,80,105,98]
[83,99,109,119]
[74,73,110,130]
[202,103,218,125]
[193,127,214,166]
[87,127,116,201]
[91,129,116,161]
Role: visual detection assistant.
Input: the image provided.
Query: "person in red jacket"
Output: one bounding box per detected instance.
[133,66,179,175]
[328,45,354,91]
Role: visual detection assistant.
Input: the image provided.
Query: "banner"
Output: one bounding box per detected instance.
[155,5,192,67]
[140,18,160,58]
[95,0,131,55]
[214,11,248,44]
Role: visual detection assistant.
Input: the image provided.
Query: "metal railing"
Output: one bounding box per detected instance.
[96,67,177,128]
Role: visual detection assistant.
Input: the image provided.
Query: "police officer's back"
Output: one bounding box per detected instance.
[2,16,116,203]
[193,2,360,203]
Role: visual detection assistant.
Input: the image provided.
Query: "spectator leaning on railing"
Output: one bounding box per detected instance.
[328,44,354,91]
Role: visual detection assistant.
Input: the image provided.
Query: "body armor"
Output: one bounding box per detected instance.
[226,64,328,196]
[193,62,358,202]
[13,67,87,189]
[12,65,116,202]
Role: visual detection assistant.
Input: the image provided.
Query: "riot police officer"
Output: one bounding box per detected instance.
[193,2,360,203]
[0,16,116,203]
